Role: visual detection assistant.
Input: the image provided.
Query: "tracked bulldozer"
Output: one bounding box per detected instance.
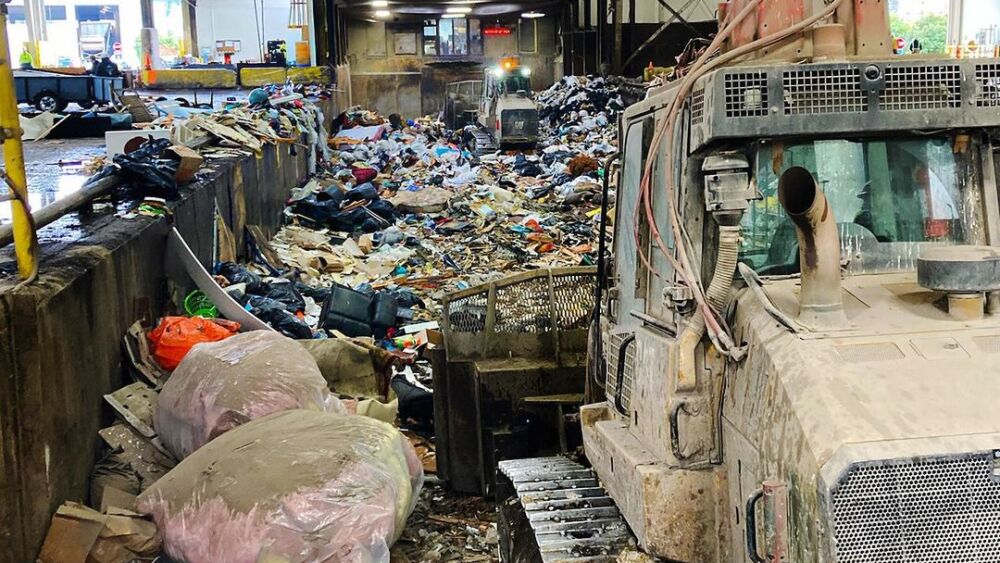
[497,1,1000,561]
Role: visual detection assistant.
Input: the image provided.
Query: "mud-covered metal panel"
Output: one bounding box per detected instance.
[689,58,1000,152]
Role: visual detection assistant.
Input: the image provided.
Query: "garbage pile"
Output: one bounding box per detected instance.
[225,78,641,341]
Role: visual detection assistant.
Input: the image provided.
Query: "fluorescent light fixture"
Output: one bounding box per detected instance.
[446,6,471,13]
[521,11,545,18]
[375,9,391,17]
[440,12,465,18]
[372,0,388,6]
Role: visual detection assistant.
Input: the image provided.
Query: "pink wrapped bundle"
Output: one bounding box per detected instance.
[154,331,342,459]
[137,410,424,563]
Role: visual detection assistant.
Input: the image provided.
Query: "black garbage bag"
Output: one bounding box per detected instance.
[292,195,342,226]
[242,295,313,339]
[391,375,433,431]
[217,262,266,294]
[389,288,425,309]
[367,199,396,221]
[319,185,347,206]
[346,182,379,202]
[512,154,542,177]
[108,137,179,198]
[295,282,331,303]
[264,280,306,313]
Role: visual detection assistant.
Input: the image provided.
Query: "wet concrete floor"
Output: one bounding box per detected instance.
[0,137,104,225]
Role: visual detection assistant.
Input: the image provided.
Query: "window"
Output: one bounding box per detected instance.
[439,18,454,55]
[423,19,438,56]
[45,5,66,20]
[469,19,482,55]
[740,137,986,275]
[8,6,26,23]
[519,18,537,53]
[425,18,481,57]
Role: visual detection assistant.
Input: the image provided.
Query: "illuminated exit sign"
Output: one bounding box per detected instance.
[484,26,512,36]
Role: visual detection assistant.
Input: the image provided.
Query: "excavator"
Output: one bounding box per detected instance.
[494,1,1000,561]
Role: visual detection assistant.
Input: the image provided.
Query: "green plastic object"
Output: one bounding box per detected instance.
[184,290,218,319]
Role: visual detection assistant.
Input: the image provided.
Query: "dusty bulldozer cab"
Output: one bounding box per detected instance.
[587,55,1000,562]
[603,117,994,332]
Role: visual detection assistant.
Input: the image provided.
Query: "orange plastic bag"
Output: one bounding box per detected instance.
[148,317,240,371]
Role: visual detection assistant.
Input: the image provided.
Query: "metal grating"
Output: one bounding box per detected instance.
[552,275,595,330]
[975,63,1000,107]
[835,342,905,363]
[448,292,488,333]
[882,64,962,111]
[495,277,552,333]
[830,452,1000,563]
[782,68,867,115]
[973,335,1000,354]
[605,332,635,413]
[690,88,706,124]
[724,72,769,118]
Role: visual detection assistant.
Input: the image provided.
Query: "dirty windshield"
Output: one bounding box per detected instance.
[500,75,531,95]
[739,137,986,275]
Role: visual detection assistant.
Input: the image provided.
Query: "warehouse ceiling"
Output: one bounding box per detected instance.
[340,0,717,22]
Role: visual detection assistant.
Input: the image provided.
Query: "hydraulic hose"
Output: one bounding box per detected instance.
[676,224,741,392]
[634,0,848,358]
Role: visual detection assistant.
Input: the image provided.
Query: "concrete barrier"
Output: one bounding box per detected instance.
[0,100,329,561]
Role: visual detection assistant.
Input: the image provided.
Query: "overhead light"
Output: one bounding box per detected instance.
[372,0,388,6]
[446,6,471,13]
[375,9,391,17]
[521,11,544,18]
[441,13,465,18]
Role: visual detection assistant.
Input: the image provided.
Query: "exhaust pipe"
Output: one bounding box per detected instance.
[777,167,848,328]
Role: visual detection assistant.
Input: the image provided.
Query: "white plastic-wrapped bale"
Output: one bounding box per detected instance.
[137,409,424,563]
[154,331,343,459]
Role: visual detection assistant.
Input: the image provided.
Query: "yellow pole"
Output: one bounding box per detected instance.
[0,4,38,279]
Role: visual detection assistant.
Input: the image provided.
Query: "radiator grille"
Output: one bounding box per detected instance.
[782,68,868,115]
[975,63,1000,107]
[830,452,1000,563]
[882,64,962,111]
[605,332,635,414]
[691,89,706,124]
[724,72,769,118]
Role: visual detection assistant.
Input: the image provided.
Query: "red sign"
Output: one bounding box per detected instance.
[484,26,512,36]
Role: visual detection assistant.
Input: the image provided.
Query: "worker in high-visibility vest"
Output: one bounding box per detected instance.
[18,45,33,69]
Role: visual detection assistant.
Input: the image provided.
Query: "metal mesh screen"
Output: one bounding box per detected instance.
[830,452,1000,563]
[835,342,904,363]
[605,332,635,414]
[691,89,706,124]
[552,275,594,330]
[724,72,769,118]
[782,68,867,115]
[975,63,1000,107]
[882,64,962,111]
[494,277,552,333]
[447,292,488,333]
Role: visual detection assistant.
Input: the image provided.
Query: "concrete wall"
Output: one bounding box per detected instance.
[346,15,561,118]
[0,105,326,561]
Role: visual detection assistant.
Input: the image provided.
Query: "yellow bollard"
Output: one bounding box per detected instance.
[0,4,38,279]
